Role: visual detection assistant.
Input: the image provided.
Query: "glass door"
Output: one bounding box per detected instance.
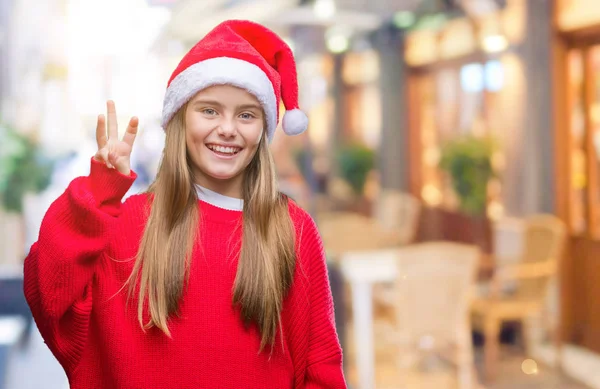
[587,45,600,237]
[568,49,588,234]
[567,44,600,238]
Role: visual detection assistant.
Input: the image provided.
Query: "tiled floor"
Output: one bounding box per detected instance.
[477,347,589,389]
[343,322,591,389]
[344,348,590,389]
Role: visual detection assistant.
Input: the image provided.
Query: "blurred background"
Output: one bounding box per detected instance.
[1,0,599,388]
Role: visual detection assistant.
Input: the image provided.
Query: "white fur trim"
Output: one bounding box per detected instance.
[162,57,278,140]
[282,109,308,136]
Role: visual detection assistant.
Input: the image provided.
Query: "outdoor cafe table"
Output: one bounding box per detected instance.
[338,249,494,389]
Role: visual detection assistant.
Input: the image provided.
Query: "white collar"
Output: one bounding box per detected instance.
[195,185,244,211]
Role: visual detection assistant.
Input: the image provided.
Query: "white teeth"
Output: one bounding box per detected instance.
[209,145,239,154]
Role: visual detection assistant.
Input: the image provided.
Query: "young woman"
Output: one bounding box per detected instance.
[23,20,346,388]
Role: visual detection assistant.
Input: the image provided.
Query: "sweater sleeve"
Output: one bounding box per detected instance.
[299,212,347,389]
[23,157,136,372]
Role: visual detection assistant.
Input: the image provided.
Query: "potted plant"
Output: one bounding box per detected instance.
[439,134,497,217]
[0,123,54,264]
[434,134,498,252]
[292,143,375,213]
[336,143,375,196]
[334,143,375,213]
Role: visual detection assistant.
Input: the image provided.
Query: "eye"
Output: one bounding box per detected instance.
[239,112,255,120]
[202,108,217,116]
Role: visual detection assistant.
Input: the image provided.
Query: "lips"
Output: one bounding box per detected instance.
[206,144,242,155]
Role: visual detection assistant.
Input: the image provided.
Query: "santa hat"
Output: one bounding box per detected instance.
[161,20,308,142]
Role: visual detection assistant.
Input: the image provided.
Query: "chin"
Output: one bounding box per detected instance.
[205,169,241,181]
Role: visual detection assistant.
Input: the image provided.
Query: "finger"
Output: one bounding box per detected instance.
[94,148,113,168]
[122,116,139,148]
[95,114,107,149]
[107,100,118,140]
[109,152,130,175]
[93,149,104,163]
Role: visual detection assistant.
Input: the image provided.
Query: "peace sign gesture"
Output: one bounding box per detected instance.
[94,100,138,176]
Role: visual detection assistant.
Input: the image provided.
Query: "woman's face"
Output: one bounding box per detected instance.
[185,84,264,197]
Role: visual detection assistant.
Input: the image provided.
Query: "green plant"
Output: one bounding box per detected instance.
[439,135,497,216]
[0,123,54,213]
[336,143,375,195]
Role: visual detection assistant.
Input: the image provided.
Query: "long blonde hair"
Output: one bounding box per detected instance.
[127,104,296,351]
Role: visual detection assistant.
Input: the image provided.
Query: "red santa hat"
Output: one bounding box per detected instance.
[161,19,308,142]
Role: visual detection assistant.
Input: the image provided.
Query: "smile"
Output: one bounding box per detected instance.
[206,144,242,157]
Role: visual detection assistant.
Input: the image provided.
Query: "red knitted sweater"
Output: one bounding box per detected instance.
[23,158,346,389]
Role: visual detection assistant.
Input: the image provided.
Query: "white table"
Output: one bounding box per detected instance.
[338,249,399,389]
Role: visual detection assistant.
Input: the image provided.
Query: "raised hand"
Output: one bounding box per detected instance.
[94,100,138,176]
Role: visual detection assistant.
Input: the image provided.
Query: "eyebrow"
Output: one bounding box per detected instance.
[191,99,262,112]
[191,99,223,108]
[237,104,262,111]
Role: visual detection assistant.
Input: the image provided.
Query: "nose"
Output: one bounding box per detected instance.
[217,117,237,138]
